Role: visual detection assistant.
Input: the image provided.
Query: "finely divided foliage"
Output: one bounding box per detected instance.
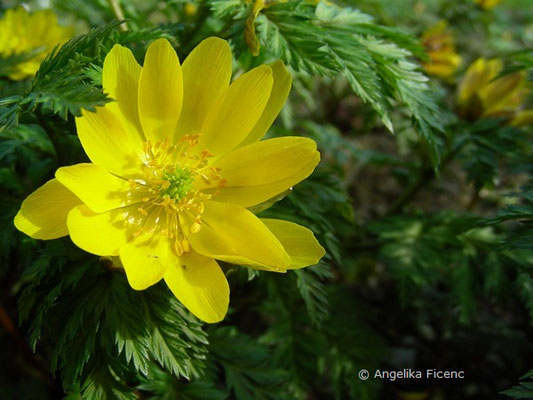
[1,22,119,129]
[1,1,532,400]
[253,2,444,164]
[0,22,172,130]
[18,241,208,392]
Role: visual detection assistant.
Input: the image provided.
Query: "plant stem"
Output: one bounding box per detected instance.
[108,0,128,31]
[386,166,435,216]
[384,142,465,216]
[467,185,481,211]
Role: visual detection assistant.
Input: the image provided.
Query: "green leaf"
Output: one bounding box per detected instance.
[472,183,533,251]
[137,363,227,400]
[502,370,533,399]
[0,47,46,78]
[79,363,137,400]
[18,242,209,396]
[209,326,294,400]
[458,120,526,189]
[294,264,332,326]
[517,273,533,321]
[0,21,122,130]
[451,258,477,324]
[252,2,443,164]
[143,287,208,380]
[321,288,386,400]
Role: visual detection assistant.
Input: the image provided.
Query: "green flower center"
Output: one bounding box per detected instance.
[161,167,194,200]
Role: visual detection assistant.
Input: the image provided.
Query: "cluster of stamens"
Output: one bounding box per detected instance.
[127,135,226,256]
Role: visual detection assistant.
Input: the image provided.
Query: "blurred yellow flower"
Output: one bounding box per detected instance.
[421,21,462,79]
[184,3,198,16]
[244,0,328,55]
[14,38,325,323]
[457,58,533,125]
[0,8,73,80]
[475,0,503,10]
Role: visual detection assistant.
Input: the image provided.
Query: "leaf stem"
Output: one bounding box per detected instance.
[108,0,128,31]
[385,141,465,216]
[467,185,481,211]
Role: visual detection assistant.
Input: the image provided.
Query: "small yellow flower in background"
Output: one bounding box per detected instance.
[14,37,325,323]
[475,0,503,10]
[421,21,462,79]
[245,0,265,56]
[244,0,328,56]
[0,8,73,80]
[457,58,533,125]
[184,3,198,17]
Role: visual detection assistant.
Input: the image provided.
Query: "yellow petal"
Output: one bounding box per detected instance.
[421,20,448,41]
[119,233,171,290]
[457,58,491,107]
[67,205,134,256]
[102,44,144,139]
[261,219,325,269]
[56,163,146,213]
[176,37,232,138]
[186,201,290,270]
[138,39,183,142]
[481,72,525,116]
[511,110,533,126]
[476,0,502,9]
[239,61,292,146]
[200,137,320,207]
[424,52,462,79]
[2,8,73,80]
[164,250,229,323]
[75,106,144,177]
[197,65,273,157]
[14,179,81,239]
[424,63,456,79]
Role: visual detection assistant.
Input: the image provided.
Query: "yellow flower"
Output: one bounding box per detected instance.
[244,0,329,56]
[475,0,503,10]
[14,38,325,323]
[421,21,462,79]
[0,8,73,80]
[184,3,198,17]
[457,58,533,125]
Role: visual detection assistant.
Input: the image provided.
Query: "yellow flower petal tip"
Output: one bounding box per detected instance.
[13,37,324,323]
[14,179,81,240]
[0,8,73,80]
[421,21,462,79]
[475,0,503,10]
[138,38,184,142]
[457,57,532,124]
[261,219,325,269]
[184,3,199,16]
[164,251,229,323]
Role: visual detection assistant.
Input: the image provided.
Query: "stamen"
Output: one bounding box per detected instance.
[190,222,202,234]
[128,139,223,257]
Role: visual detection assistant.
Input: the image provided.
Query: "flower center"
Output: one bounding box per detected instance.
[161,167,194,200]
[126,136,225,257]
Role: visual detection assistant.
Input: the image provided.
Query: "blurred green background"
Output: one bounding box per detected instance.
[1,0,533,399]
